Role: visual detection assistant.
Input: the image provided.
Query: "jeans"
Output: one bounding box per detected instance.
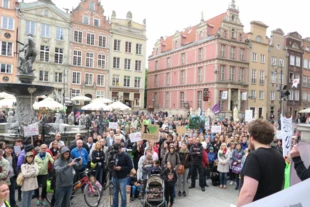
[112,177,127,207]
[95,165,103,185]
[131,185,142,197]
[235,173,240,188]
[22,190,33,207]
[54,186,73,207]
[191,164,204,188]
[177,168,189,192]
[219,172,227,186]
[9,176,17,206]
[165,185,174,205]
[34,174,48,200]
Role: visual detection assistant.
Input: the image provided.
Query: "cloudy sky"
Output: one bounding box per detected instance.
[26,0,309,58]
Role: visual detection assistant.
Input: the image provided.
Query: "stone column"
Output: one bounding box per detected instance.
[228,88,231,111]
[237,89,241,110]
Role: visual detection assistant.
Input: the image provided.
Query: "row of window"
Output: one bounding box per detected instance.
[113,40,143,55]
[221,45,246,61]
[111,75,141,88]
[302,92,310,102]
[25,21,65,40]
[249,90,265,100]
[251,69,265,85]
[303,59,310,69]
[72,50,106,68]
[112,57,142,71]
[71,89,105,100]
[73,31,107,47]
[252,52,266,63]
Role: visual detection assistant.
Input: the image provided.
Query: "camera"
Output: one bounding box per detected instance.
[107,143,121,171]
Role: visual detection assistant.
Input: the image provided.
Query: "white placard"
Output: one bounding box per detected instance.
[221,91,228,100]
[245,110,253,122]
[108,122,118,129]
[23,123,39,137]
[275,130,282,139]
[281,115,293,157]
[205,118,210,131]
[14,146,21,155]
[129,132,142,143]
[242,92,247,101]
[211,125,221,133]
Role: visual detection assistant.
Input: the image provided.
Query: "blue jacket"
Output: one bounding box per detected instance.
[71,147,88,169]
[208,152,217,162]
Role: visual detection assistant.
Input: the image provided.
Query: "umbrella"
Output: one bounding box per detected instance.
[0,92,13,99]
[299,108,310,113]
[81,102,110,111]
[107,101,131,111]
[91,98,113,104]
[33,97,65,111]
[71,95,91,101]
[0,96,16,109]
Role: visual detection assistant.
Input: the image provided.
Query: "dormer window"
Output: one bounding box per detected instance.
[232,15,235,21]
[292,43,298,49]
[90,1,95,11]
[199,31,203,40]
[175,41,178,49]
[232,29,236,39]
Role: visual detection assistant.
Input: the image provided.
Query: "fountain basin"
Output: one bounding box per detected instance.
[0,83,54,96]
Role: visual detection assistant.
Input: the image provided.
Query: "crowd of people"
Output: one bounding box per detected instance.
[0,111,309,207]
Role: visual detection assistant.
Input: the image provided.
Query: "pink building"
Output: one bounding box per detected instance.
[148,2,249,116]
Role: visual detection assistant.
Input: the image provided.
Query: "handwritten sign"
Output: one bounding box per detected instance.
[176,126,186,135]
[129,132,142,143]
[108,122,118,129]
[23,123,39,137]
[211,125,221,133]
[140,124,159,142]
[281,115,293,157]
[205,118,210,131]
[245,110,253,122]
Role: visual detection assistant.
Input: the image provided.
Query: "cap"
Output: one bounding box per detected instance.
[25,152,34,157]
[209,147,214,150]
[25,144,34,152]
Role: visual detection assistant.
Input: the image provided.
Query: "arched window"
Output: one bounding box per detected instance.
[232,15,235,21]
[232,28,236,39]
[90,1,95,11]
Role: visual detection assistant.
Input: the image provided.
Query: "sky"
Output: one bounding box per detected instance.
[25,0,310,59]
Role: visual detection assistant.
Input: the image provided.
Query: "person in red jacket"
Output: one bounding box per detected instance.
[202,142,209,187]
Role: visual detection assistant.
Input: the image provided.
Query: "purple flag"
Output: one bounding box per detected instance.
[211,102,220,115]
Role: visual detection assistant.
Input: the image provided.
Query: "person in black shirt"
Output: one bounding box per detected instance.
[237,119,285,206]
[290,145,310,180]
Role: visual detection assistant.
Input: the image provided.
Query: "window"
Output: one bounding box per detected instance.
[240,49,244,61]
[155,61,158,70]
[2,0,9,8]
[124,59,131,70]
[73,50,82,66]
[165,92,170,108]
[198,67,202,82]
[26,21,36,35]
[54,48,63,64]
[112,75,119,86]
[96,91,104,98]
[154,75,158,86]
[114,40,120,51]
[231,28,236,39]
[197,91,202,109]
[229,66,235,81]
[220,65,225,80]
[296,56,301,67]
[308,77,310,88]
[89,1,95,11]
[289,72,294,82]
[199,48,203,60]
[83,16,90,24]
[41,24,50,38]
[290,55,295,66]
[303,77,307,87]
[199,31,203,40]
[98,36,106,47]
[166,73,170,85]
[136,44,142,55]
[238,68,244,82]
[86,33,95,45]
[1,17,14,30]
[94,19,100,27]
[97,74,105,86]
[256,35,263,42]
[135,60,142,71]
[259,91,264,99]
[180,92,184,108]
[74,31,82,43]
[221,45,225,57]
[54,72,63,83]
[231,47,235,59]
[304,59,308,69]
[270,91,275,100]
[288,90,293,100]
[135,77,141,88]
[56,27,64,40]
[167,57,171,68]
[181,53,185,65]
[72,72,81,84]
[271,72,276,83]
[279,59,284,67]
[113,57,120,69]
[85,73,93,85]
[252,52,257,62]
[44,10,48,16]
[39,71,48,82]
[295,91,300,101]
[180,70,185,83]
[260,54,265,63]
[71,89,80,100]
[259,71,264,85]
[98,54,106,69]
[303,92,307,101]
[86,53,94,67]
[251,69,256,84]
[125,41,132,53]
[1,41,13,56]
[0,63,11,73]
[251,90,256,98]
[308,92,310,102]
[295,73,300,81]
[124,76,130,87]
[272,57,277,65]
[40,45,49,62]
[175,41,178,49]
[279,74,284,84]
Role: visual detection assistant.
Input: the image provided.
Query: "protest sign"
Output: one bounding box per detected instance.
[275,130,282,139]
[205,118,210,131]
[129,132,142,143]
[14,146,21,155]
[140,124,159,142]
[23,123,39,137]
[211,125,221,133]
[108,122,118,129]
[176,126,186,135]
[245,110,253,122]
[281,115,293,157]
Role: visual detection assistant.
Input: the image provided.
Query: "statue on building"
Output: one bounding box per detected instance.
[67,112,74,125]
[143,19,146,26]
[18,34,37,75]
[126,11,132,20]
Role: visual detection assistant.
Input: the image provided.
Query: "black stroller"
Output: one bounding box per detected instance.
[143,174,166,207]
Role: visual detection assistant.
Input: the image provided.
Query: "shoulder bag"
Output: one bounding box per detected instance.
[177,153,188,175]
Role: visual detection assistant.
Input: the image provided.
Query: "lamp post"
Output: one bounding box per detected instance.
[272,62,284,116]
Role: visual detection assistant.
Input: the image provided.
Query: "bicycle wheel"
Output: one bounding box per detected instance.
[83,184,101,207]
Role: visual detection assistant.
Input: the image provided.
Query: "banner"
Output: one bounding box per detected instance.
[211,125,221,133]
[205,118,210,131]
[281,115,292,157]
[129,132,142,143]
[140,124,159,142]
[242,92,247,101]
[221,91,228,100]
[245,110,253,122]
[23,123,39,137]
[108,122,118,129]
[211,102,220,115]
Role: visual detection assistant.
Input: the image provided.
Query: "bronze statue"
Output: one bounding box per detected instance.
[18,34,37,75]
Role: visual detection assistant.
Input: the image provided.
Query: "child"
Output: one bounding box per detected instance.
[161,162,177,207]
[128,169,141,201]
[142,160,162,175]
[208,147,217,169]
[89,175,102,195]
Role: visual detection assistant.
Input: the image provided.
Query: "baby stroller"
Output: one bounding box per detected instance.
[143,174,166,207]
[210,164,220,186]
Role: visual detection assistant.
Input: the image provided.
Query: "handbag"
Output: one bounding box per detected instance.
[16,172,24,186]
[177,154,188,174]
[232,163,242,174]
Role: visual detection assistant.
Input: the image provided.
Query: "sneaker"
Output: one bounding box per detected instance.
[235,186,239,190]
[201,187,205,192]
[178,191,182,196]
[36,200,40,206]
[183,191,186,197]
[42,200,48,207]
[131,197,135,201]
[230,181,233,185]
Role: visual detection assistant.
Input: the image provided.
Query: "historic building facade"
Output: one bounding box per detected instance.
[0,0,19,83]
[19,0,70,104]
[148,1,249,116]
[69,0,110,105]
[109,11,146,109]
[301,38,310,110]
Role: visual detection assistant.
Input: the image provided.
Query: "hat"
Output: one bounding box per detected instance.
[25,152,34,157]
[201,142,207,150]
[209,147,214,150]
[25,144,33,152]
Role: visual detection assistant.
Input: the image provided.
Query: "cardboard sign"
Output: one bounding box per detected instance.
[176,126,186,135]
[23,123,39,137]
[211,125,221,133]
[140,124,159,142]
[281,115,293,157]
[129,132,142,143]
[108,122,118,129]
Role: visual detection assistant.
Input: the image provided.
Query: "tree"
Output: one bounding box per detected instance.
[144,69,148,108]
